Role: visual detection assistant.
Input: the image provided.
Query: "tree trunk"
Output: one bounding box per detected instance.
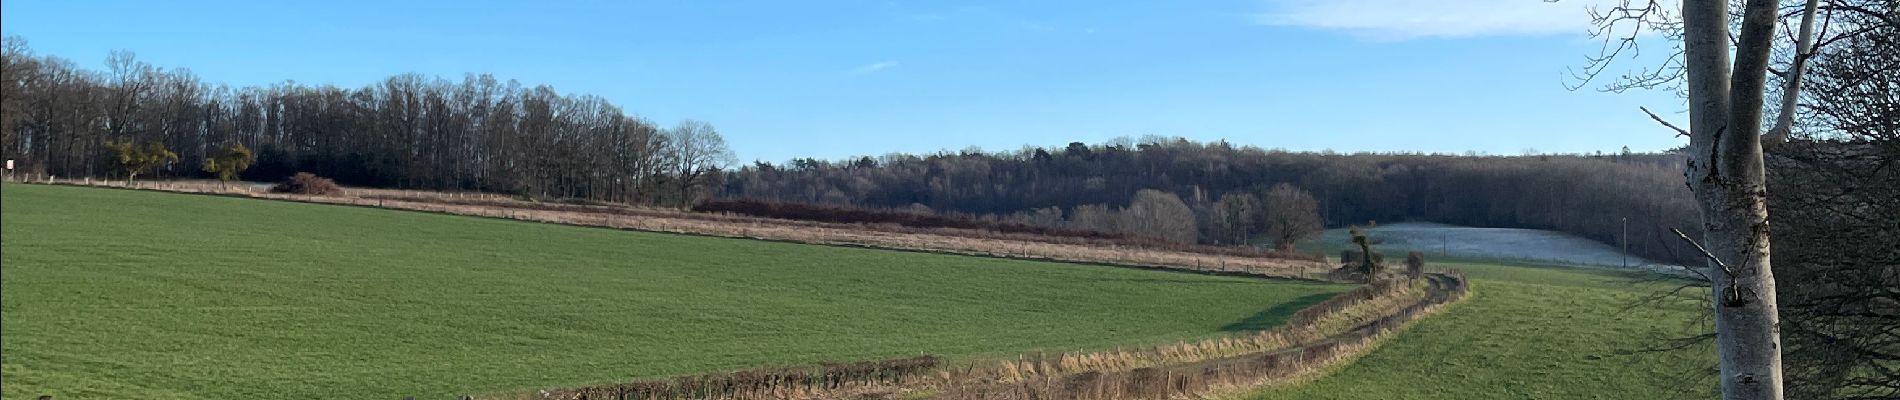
[1765,0,1822,145]
[1682,1,1786,399]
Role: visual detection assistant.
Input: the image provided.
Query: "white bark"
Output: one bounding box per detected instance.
[1765,0,1822,144]
[1682,0,1786,399]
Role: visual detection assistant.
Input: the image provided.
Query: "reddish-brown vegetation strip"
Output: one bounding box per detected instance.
[21,178,1328,279]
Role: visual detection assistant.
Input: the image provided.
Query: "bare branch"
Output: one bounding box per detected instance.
[1671,227,1734,277]
[1642,106,1693,136]
[1565,0,1688,93]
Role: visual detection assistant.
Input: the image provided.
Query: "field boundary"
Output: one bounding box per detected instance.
[5,178,1330,280]
[514,272,1470,400]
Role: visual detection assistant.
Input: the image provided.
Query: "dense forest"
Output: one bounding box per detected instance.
[0,36,734,206]
[719,140,1703,264]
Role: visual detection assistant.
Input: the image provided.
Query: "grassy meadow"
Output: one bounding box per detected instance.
[1239,261,1715,399]
[0,184,1347,399]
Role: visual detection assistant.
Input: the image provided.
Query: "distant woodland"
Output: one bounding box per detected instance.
[0,35,1706,263]
[720,141,1703,264]
[0,36,734,206]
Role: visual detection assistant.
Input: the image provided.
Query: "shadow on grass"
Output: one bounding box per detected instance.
[1218,292,1338,332]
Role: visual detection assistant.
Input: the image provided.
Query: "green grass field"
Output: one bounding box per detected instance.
[1240,261,1715,399]
[0,184,1347,399]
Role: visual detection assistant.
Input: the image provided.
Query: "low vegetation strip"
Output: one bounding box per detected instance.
[690,199,1315,262]
[514,272,1469,400]
[928,273,1467,400]
[518,356,945,400]
[693,199,1137,240]
[9,178,1328,279]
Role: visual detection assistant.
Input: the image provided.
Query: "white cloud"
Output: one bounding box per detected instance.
[851,61,900,74]
[1254,0,1644,40]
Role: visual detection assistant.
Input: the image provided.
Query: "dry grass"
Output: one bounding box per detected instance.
[17,178,1329,279]
[514,356,944,400]
[506,272,1471,400]
[924,272,1470,400]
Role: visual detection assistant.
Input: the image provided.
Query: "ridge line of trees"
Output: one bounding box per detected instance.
[721,137,1702,263]
[0,36,734,206]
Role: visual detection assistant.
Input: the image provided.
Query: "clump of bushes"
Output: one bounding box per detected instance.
[1340,249,1385,266]
[1405,251,1426,279]
[271,172,341,196]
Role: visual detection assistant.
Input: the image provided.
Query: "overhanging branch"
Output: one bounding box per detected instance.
[1643,106,1692,136]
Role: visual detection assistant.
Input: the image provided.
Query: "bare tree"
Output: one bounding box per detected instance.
[1600,1,1799,398]
[1118,189,1197,244]
[1260,183,1322,250]
[1211,192,1261,245]
[1572,1,1853,397]
[1764,0,1822,144]
[1,38,737,207]
[664,119,737,206]
[1067,203,1117,233]
[1681,0,1789,398]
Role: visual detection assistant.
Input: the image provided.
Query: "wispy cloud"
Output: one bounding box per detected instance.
[1253,0,1640,40]
[851,61,900,74]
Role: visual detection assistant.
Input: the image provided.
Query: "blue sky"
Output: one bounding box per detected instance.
[1,0,1687,164]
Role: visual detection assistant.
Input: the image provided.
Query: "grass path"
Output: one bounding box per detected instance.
[0,184,1345,399]
[1240,261,1714,399]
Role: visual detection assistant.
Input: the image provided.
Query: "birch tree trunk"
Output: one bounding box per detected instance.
[1681,0,1786,399]
[1765,0,1822,144]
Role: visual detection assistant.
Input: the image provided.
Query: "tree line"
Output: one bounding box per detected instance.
[720,140,1702,264]
[0,36,734,206]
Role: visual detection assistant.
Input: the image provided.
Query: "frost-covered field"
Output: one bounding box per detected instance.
[1306,222,1681,271]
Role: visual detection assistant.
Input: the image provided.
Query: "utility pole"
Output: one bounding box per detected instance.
[1621,217,1629,268]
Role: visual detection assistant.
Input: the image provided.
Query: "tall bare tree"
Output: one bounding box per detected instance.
[1681,0,1789,398]
[664,119,737,205]
[1260,183,1322,250]
[1570,0,1844,397]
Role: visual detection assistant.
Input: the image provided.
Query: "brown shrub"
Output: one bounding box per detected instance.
[1340,249,1383,266]
[1405,251,1426,279]
[271,172,341,196]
